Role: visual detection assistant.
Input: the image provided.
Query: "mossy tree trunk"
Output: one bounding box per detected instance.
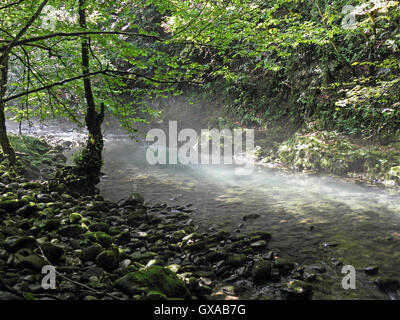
[76,0,105,194]
[0,54,16,165]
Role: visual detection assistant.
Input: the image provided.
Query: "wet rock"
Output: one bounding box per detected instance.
[58,225,84,238]
[0,292,23,300]
[69,213,83,224]
[205,250,229,263]
[15,254,47,271]
[3,236,37,253]
[41,243,64,264]
[250,240,267,250]
[95,249,120,272]
[226,254,247,268]
[114,265,190,298]
[123,193,144,206]
[36,194,52,203]
[306,265,326,273]
[273,257,296,276]
[249,231,272,241]
[0,199,24,212]
[80,266,105,282]
[86,201,108,212]
[282,280,313,300]
[43,219,61,231]
[114,231,131,245]
[127,212,147,227]
[147,291,168,300]
[252,260,271,284]
[242,214,260,221]
[80,244,102,262]
[303,272,317,282]
[84,232,112,248]
[185,240,207,252]
[89,222,110,233]
[374,278,400,291]
[16,203,38,218]
[361,266,379,275]
[321,242,339,248]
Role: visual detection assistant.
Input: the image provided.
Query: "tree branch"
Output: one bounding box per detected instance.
[2,0,49,55]
[0,0,26,10]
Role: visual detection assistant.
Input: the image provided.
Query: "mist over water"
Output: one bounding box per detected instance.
[97,138,400,299]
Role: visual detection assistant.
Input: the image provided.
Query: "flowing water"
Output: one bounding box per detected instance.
[8,119,400,299]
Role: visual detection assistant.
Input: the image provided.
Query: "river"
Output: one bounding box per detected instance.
[7,119,400,299]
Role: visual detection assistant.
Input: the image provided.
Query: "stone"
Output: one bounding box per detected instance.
[58,225,84,238]
[3,236,37,253]
[16,203,38,218]
[80,267,105,281]
[282,280,313,300]
[15,254,47,271]
[0,292,23,300]
[95,249,120,272]
[84,232,112,248]
[252,260,271,284]
[274,257,296,276]
[89,222,110,233]
[374,278,400,291]
[361,266,379,275]
[0,199,24,212]
[80,244,102,262]
[127,212,147,227]
[114,265,190,298]
[250,240,267,250]
[114,231,131,245]
[43,219,61,231]
[243,214,260,221]
[226,254,247,267]
[41,243,64,264]
[205,250,228,263]
[69,213,83,224]
[37,194,52,203]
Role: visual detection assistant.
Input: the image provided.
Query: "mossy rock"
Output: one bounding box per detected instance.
[252,260,272,284]
[226,253,247,267]
[58,225,85,238]
[114,265,190,299]
[0,199,25,212]
[95,249,120,272]
[69,213,83,224]
[89,222,110,233]
[15,254,47,272]
[16,202,39,218]
[146,290,168,300]
[84,231,113,247]
[80,244,103,262]
[205,250,229,263]
[282,280,313,300]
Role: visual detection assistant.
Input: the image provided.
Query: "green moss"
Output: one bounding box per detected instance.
[84,231,113,247]
[114,265,191,299]
[69,213,83,224]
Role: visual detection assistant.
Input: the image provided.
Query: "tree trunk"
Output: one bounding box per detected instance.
[0,54,16,165]
[77,0,104,193]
